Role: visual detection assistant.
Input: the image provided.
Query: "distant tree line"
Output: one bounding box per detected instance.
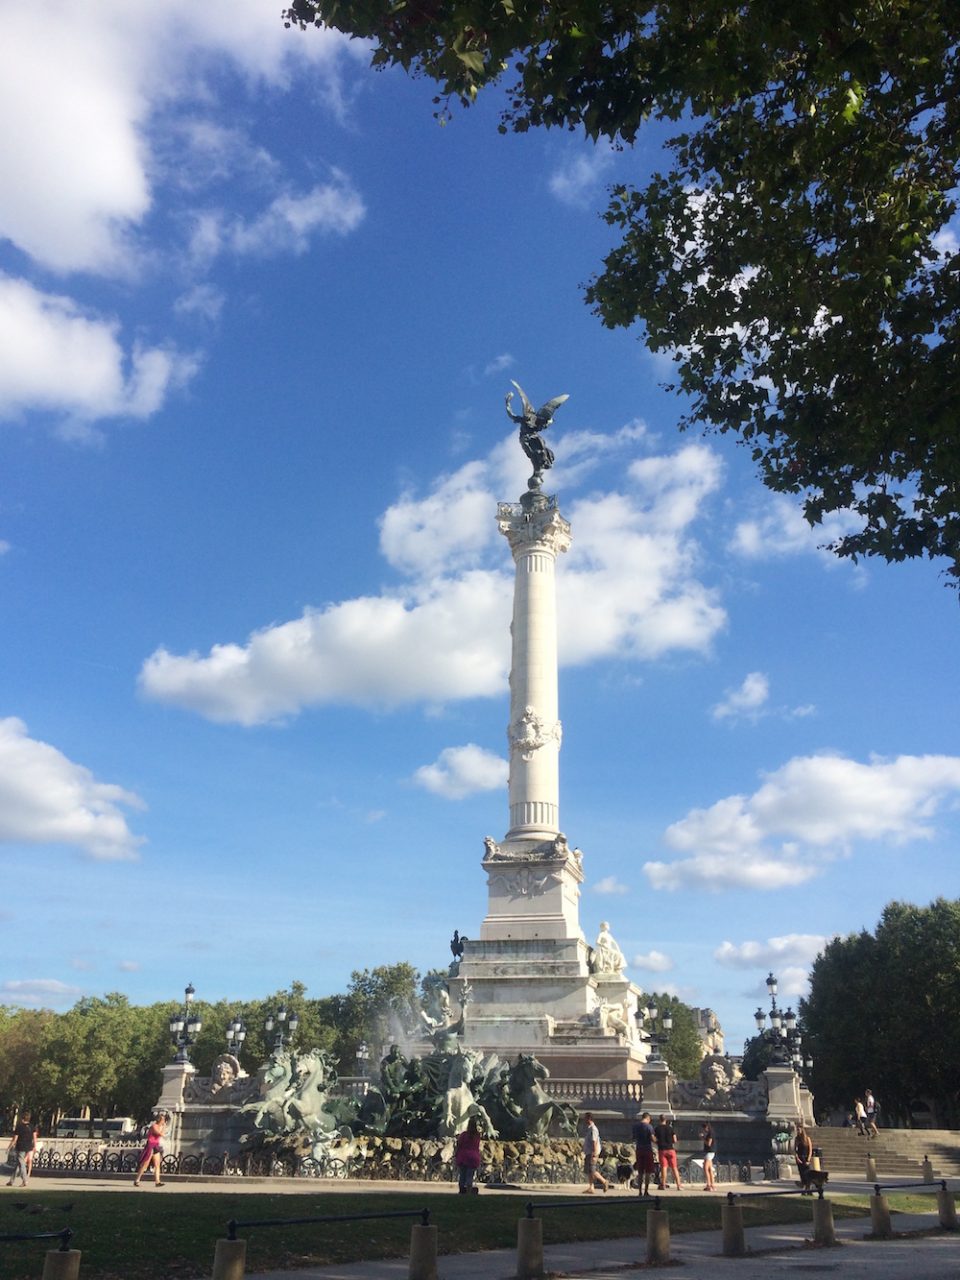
[0,965,430,1133]
[737,899,960,1128]
[1,964,705,1132]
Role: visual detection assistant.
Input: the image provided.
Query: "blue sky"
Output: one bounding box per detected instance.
[2,0,958,1056]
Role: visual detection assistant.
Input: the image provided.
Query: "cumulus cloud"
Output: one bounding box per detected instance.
[0,0,363,429]
[632,950,674,972]
[140,573,512,724]
[174,283,225,321]
[379,461,496,578]
[1,979,84,1008]
[593,875,629,895]
[0,275,197,427]
[195,177,366,260]
[549,145,616,207]
[139,429,727,722]
[413,744,508,800]
[0,717,145,859]
[712,672,770,722]
[714,934,828,969]
[0,0,352,277]
[729,494,860,562]
[645,752,960,891]
[484,353,515,377]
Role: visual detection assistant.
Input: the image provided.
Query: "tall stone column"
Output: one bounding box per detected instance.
[476,492,581,945]
[497,495,571,843]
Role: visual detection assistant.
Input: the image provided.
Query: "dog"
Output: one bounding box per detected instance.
[798,1165,829,1194]
[616,1161,634,1186]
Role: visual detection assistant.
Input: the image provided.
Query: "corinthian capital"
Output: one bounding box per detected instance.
[497,502,572,557]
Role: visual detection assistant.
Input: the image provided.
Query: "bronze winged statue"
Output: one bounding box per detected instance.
[505,381,569,487]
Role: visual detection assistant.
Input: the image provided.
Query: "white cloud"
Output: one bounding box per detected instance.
[0,717,145,859]
[712,671,770,722]
[413,744,508,800]
[226,178,366,256]
[932,223,959,260]
[729,494,860,562]
[140,430,727,722]
[379,461,496,578]
[632,950,674,973]
[118,960,142,972]
[0,539,10,555]
[484,353,515,377]
[0,274,197,427]
[593,875,629,895]
[174,283,225,321]
[645,752,960,891]
[549,145,615,207]
[1,979,84,1008]
[714,934,828,969]
[140,572,513,724]
[0,0,353,277]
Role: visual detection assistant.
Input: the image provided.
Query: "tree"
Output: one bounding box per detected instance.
[637,991,703,1080]
[286,0,960,585]
[801,898,960,1126]
[0,1007,56,1128]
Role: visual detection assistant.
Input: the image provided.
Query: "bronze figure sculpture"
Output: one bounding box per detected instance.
[505,381,569,487]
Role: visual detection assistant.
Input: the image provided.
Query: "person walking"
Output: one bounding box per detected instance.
[632,1110,657,1196]
[654,1113,682,1190]
[794,1120,813,1192]
[454,1116,482,1194]
[864,1089,879,1137]
[581,1112,608,1193]
[853,1097,867,1135]
[6,1111,37,1188]
[133,1112,168,1187]
[700,1122,716,1191]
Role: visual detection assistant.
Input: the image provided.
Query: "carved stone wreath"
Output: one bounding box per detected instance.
[490,867,561,898]
[509,706,562,760]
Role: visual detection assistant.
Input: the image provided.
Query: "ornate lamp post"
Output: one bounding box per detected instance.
[753,972,810,1073]
[636,1001,673,1063]
[226,1016,246,1057]
[169,983,202,1064]
[264,1005,299,1054]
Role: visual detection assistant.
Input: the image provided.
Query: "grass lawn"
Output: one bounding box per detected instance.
[0,1185,880,1279]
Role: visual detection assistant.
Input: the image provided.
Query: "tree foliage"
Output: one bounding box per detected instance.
[801,898,960,1126]
[637,990,703,1079]
[286,0,960,585]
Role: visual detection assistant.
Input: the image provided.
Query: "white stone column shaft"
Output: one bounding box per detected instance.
[498,502,571,841]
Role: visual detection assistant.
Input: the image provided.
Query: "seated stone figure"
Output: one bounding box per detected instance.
[593,922,626,973]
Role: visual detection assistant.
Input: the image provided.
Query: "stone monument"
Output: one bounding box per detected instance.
[452,386,649,1082]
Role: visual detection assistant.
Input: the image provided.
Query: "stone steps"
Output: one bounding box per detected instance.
[812,1127,960,1179]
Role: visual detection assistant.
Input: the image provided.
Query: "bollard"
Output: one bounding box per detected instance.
[811,1148,822,1173]
[516,1216,544,1280]
[646,1207,670,1264]
[41,1250,81,1280]
[408,1223,438,1280]
[922,1157,935,1184]
[721,1198,746,1257]
[212,1238,247,1280]
[865,1154,877,1182]
[937,1184,959,1231]
[812,1196,836,1246]
[870,1192,892,1238]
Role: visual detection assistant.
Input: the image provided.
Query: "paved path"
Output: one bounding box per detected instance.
[19,1172,960,1279]
[240,1207,959,1280]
